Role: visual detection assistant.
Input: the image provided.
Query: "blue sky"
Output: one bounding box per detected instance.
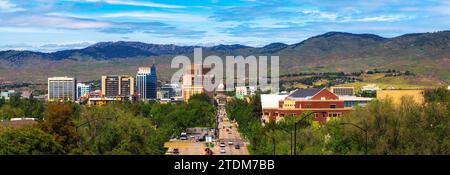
[0,0,450,52]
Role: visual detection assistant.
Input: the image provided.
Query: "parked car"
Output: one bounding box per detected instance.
[220,142,225,147]
[220,148,226,154]
[235,144,240,149]
[173,148,179,155]
[228,141,233,145]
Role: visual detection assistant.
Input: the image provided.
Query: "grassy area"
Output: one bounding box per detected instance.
[281,72,444,91]
[336,73,443,90]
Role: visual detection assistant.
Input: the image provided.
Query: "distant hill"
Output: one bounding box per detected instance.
[1,31,450,84]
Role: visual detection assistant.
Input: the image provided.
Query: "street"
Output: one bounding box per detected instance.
[212,104,249,155]
[165,103,249,155]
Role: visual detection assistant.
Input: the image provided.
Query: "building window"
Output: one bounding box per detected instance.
[330,104,336,108]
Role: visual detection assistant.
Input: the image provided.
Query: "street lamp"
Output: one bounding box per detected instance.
[340,122,368,155]
[263,131,277,155]
[292,112,315,155]
[272,137,276,155]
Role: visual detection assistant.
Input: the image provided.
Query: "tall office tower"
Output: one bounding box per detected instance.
[136,64,157,101]
[76,83,91,99]
[48,77,77,102]
[182,64,214,101]
[101,75,134,99]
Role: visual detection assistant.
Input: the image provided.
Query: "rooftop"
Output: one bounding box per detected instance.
[287,88,322,99]
[338,96,373,101]
[261,94,288,108]
[0,119,38,128]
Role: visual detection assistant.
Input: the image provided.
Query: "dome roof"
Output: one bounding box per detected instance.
[217,84,225,91]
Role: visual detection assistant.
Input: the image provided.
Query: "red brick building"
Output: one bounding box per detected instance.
[261,88,354,123]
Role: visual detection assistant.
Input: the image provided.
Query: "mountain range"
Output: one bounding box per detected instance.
[1,31,450,84]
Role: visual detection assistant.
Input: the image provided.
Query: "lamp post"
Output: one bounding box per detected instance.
[264,132,276,155]
[340,122,368,155]
[272,137,276,155]
[292,112,315,155]
[75,117,113,149]
[290,131,293,155]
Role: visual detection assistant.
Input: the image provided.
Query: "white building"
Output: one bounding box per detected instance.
[235,86,257,99]
[0,90,17,100]
[260,93,289,123]
[361,84,380,92]
[76,83,91,100]
[48,77,76,102]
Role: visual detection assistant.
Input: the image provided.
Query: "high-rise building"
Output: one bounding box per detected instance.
[76,83,91,100]
[182,64,214,101]
[136,65,157,101]
[101,75,134,99]
[48,77,76,102]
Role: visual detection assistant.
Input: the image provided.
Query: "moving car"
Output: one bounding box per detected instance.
[180,132,187,140]
[220,148,226,154]
[220,142,225,147]
[228,141,233,145]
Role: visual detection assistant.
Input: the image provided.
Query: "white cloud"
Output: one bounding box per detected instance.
[2,15,112,29]
[300,10,338,20]
[347,15,411,22]
[70,0,185,9]
[100,12,208,22]
[0,0,25,12]
[0,27,68,33]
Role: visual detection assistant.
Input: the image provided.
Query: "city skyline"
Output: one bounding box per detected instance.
[1,0,450,52]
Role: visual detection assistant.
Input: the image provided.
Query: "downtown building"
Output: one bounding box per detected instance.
[48,77,77,102]
[160,84,181,99]
[136,65,157,101]
[76,83,91,100]
[182,64,214,102]
[101,75,134,100]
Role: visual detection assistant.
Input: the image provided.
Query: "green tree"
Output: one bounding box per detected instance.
[0,97,5,108]
[76,104,166,155]
[0,126,64,155]
[40,103,80,153]
[0,104,24,120]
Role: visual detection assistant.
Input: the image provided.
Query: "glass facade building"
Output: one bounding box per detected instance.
[48,77,76,102]
[136,64,157,101]
[76,83,91,100]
